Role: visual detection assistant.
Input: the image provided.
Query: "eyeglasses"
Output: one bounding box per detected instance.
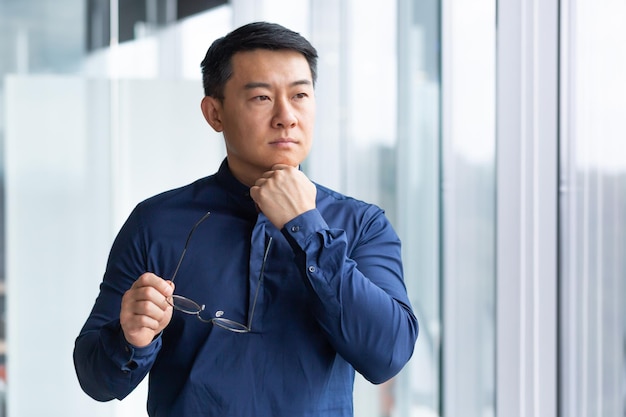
[167,211,272,333]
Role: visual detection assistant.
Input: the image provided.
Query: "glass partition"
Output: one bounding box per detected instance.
[4,75,223,417]
[441,0,496,416]
[560,0,626,415]
[396,0,442,415]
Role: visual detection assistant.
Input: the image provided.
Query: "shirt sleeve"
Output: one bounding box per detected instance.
[281,206,419,384]
[73,206,161,401]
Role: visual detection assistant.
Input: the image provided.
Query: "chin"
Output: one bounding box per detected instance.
[272,157,302,168]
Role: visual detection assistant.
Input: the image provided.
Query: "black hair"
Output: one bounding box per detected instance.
[200,21,318,98]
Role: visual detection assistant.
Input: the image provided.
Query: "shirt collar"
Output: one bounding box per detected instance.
[214,158,258,215]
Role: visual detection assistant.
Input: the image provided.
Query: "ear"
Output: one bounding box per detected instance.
[200,96,224,132]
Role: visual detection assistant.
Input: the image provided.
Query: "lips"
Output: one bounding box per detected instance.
[269,138,298,145]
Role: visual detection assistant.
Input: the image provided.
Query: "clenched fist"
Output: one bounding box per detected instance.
[249,164,317,229]
[120,273,175,347]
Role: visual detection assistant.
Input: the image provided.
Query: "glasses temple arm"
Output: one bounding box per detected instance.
[170,211,211,283]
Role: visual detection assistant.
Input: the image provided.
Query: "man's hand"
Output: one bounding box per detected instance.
[120,273,174,347]
[250,164,317,229]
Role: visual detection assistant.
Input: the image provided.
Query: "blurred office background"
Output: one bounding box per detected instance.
[0,0,624,416]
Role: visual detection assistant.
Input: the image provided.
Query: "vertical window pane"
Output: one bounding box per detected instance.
[397,0,442,415]
[560,1,626,415]
[338,2,402,416]
[318,1,443,415]
[442,0,496,416]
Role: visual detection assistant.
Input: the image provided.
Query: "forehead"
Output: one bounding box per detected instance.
[228,49,313,87]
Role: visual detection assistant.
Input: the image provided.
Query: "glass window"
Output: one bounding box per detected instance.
[396,0,442,415]
[306,2,490,416]
[307,1,445,416]
[441,0,496,416]
[560,1,626,415]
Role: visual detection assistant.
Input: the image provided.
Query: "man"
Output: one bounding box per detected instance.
[74,21,418,416]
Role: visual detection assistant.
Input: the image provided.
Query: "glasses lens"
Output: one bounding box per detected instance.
[171,295,203,314]
[212,318,250,333]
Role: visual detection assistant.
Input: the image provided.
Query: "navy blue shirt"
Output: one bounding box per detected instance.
[74,159,418,416]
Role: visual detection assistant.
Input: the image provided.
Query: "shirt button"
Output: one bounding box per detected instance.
[308,266,316,273]
[291,225,300,232]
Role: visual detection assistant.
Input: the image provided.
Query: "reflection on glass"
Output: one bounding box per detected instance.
[396,0,443,415]
[440,0,496,416]
[560,1,626,413]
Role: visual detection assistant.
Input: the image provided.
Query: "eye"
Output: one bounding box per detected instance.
[253,95,270,102]
[293,92,309,100]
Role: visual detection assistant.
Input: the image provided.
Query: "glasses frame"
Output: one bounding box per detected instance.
[168,211,272,333]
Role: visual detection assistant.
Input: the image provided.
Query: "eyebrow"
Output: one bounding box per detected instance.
[244,80,312,90]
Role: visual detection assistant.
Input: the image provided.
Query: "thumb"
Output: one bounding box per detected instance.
[162,280,175,297]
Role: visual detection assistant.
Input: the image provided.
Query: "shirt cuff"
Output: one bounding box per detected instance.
[282,209,328,250]
[102,320,162,373]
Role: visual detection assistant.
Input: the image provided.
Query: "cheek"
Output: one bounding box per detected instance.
[234,109,268,130]
[223,113,258,138]
[302,103,316,128]
[302,111,316,137]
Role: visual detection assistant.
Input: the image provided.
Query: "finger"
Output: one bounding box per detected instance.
[134,273,174,297]
[127,312,161,333]
[164,280,175,296]
[137,299,171,321]
[144,287,175,311]
[124,287,171,318]
[126,298,170,326]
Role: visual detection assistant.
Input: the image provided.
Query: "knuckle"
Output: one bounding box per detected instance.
[137,314,155,329]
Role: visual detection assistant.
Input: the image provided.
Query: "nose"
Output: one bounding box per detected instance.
[271,98,297,129]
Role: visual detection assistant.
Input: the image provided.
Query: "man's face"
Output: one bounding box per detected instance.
[202,49,316,186]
